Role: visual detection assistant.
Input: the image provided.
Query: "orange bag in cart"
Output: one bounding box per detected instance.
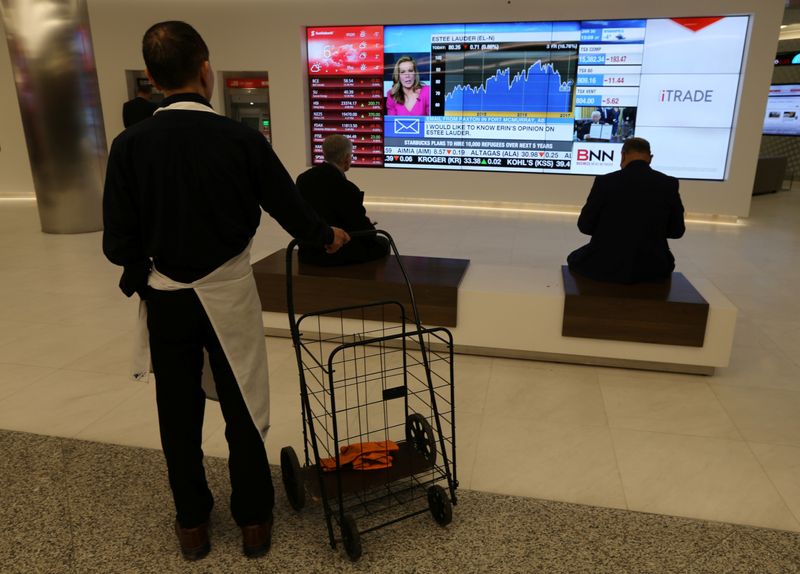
[320,440,400,471]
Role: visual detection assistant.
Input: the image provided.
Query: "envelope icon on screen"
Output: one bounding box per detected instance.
[394,118,420,135]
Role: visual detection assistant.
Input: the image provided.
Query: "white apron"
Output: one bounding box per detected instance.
[130,100,269,439]
[131,243,270,440]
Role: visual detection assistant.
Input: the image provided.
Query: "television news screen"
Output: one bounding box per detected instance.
[763,84,800,136]
[306,16,749,180]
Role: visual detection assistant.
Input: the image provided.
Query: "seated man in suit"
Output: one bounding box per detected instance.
[296,135,390,265]
[567,137,685,284]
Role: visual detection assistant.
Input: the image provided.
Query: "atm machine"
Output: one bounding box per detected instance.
[124,70,163,102]
[220,72,271,142]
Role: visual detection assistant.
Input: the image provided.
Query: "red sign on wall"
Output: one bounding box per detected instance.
[307,26,384,76]
[225,78,268,89]
[670,17,724,33]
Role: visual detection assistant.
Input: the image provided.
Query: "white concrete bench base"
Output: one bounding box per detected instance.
[262,264,737,376]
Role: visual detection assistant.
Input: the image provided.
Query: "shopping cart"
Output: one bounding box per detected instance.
[279,230,458,561]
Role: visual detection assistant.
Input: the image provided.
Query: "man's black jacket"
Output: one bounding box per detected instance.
[567,159,685,284]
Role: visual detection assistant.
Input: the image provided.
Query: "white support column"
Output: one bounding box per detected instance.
[1,0,106,233]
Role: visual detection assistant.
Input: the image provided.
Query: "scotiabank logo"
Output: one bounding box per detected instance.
[660,89,714,103]
[576,149,615,162]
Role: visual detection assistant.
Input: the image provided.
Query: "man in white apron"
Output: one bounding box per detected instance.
[103,21,348,561]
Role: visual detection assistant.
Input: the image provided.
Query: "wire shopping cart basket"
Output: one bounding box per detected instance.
[279,230,458,561]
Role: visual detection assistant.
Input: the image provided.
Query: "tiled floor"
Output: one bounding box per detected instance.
[1,187,800,533]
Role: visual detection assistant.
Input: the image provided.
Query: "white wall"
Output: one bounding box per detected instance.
[1,0,785,216]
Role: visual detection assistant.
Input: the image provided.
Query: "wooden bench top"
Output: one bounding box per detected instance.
[253,249,470,327]
[562,266,708,304]
[561,266,709,347]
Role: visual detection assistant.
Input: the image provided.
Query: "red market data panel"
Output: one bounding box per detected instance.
[307,26,385,167]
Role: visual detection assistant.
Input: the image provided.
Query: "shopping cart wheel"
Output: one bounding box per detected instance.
[406,413,437,465]
[280,446,306,511]
[427,485,453,526]
[341,514,362,561]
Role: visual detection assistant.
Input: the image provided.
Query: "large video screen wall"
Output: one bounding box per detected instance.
[763,84,800,136]
[306,16,749,180]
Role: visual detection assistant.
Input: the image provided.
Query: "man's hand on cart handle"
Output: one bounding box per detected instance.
[326,227,350,254]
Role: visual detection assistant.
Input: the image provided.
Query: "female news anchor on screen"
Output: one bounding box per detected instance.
[386,56,430,116]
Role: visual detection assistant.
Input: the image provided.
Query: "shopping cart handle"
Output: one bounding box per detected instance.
[346,229,386,240]
[285,229,392,253]
[284,227,430,365]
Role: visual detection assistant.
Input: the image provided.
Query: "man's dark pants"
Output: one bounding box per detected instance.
[146,287,274,528]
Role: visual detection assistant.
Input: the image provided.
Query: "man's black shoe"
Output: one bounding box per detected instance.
[241,521,272,558]
[174,519,210,561]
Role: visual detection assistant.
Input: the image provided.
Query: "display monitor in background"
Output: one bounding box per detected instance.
[774,51,800,66]
[763,84,800,136]
[306,16,749,180]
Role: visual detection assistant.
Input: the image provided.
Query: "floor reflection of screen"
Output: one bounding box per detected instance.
[307,16,749,180]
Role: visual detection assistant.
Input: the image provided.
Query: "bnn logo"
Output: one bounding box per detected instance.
[577,149,614,162]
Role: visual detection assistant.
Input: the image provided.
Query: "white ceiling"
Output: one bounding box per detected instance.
[780,5,800,39]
